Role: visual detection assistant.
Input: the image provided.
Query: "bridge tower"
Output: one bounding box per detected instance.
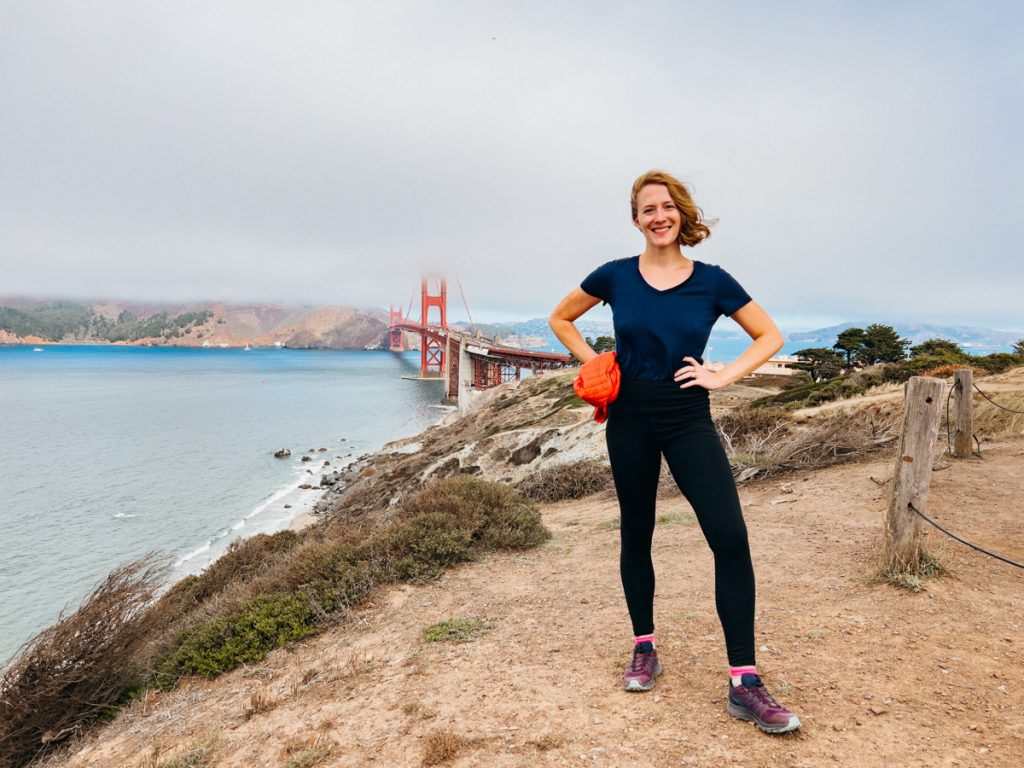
[388,306,406,351]
[420,275,447,378]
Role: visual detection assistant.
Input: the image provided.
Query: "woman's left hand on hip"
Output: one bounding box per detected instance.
[674,356,726,391]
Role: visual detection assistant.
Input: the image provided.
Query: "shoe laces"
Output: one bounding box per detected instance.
[629,647,653,672]
[747,680,784,711]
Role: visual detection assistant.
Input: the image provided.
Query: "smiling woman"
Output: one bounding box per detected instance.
[548,169,800,735]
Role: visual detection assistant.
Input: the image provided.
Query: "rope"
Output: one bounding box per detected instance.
[908,502,1024,570]
[972,383,1024,414]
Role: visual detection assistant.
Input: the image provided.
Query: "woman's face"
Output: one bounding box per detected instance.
[634,184,680,247]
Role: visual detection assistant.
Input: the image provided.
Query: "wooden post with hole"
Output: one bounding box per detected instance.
[884,376,945,573]
[953,368,973,459]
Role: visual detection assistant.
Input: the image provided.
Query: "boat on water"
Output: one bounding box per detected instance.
[32,347,43,352]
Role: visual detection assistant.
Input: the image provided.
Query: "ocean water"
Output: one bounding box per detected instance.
[0,345,448,664]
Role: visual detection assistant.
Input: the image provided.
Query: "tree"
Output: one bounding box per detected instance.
[909,338,965,360]
[1014,339,1024,360]
[833,327,865,366]
[593,335,616,353]
[856,324,908,365]
[794,347,845,382]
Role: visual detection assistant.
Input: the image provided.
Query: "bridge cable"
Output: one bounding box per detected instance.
[405,290,416,322]
[908,501,1024,570]
[455,274,475,332]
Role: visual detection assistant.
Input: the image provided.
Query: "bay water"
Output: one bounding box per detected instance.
[0,346,448,664]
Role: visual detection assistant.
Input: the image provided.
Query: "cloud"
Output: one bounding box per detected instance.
[1,1,1021,328]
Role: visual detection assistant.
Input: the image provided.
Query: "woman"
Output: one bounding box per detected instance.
[549,170,800,734]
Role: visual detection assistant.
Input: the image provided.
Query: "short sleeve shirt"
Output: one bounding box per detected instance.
[580,256,752,382]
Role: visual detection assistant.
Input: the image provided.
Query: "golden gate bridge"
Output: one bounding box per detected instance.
[388,276,573,410]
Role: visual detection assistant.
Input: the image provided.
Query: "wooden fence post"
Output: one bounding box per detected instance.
[884,376,945,573]
[953,368,973,459]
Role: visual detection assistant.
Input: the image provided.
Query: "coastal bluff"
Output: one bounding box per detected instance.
[23,367,1024,767]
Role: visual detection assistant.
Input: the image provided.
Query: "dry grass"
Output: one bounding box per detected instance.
[138,740,215,768]
[518,458,612,502]
[243,690,278,719]
[280,735,336,768]
[874,547,949,591]
[971,389,1024,440]
[719,404,901,482]
[0,556,166,768]
[421,729,471,766]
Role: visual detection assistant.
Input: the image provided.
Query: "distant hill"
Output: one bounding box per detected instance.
[0,298,389,349]
[784,322,1023,352]
[455,318,1024,355]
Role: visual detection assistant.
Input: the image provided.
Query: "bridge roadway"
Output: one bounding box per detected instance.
[389,321,573,409]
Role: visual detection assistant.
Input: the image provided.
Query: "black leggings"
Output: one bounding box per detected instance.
[605,376,756,667]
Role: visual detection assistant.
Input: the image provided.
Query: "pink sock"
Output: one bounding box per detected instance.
[730,665,757,686]
[634,634,655,648]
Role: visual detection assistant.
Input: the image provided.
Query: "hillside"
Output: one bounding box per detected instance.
[34,367,1024,768]
[0,299,388,349]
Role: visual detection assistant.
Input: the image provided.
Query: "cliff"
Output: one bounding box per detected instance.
[14,366,1024,768]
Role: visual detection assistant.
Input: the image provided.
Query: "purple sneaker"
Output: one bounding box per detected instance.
[623,643,663,692]
[727,674,801,733]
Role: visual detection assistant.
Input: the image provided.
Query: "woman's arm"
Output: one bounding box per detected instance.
[549,288,603,363]
[674,301,784,389]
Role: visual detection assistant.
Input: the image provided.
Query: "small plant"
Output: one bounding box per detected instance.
[422,617,492,644]
[876,549,947,591]
[142,742,214,768]
[530,733,564,751]
[422,729,470,766]
[657,510,695,525]
[243,690,278,719]
[282,735,336,768]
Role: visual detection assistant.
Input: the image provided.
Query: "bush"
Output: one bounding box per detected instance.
[519,458,612,502]
[752,377,865,409]
[971,353,1020,374]
[880,356,950,384]
[8,478,550,756]
[0,557,165,768]
[716,406,792,441]
[154,593,318,683]
[154,477,547,678]
[161,530,301,611]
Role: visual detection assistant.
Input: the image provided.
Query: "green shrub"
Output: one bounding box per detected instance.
[155,593,318,683]
[422,617,491,643]
[752,377,865,408]
[881,356,963,384]
[971,353,1020,374]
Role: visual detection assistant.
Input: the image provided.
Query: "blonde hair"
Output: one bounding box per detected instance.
[630,170,716,247]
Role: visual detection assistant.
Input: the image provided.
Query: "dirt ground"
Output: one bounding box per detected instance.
[52,438,1024,768]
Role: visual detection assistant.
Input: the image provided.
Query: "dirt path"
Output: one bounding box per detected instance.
[55,441,1024,768]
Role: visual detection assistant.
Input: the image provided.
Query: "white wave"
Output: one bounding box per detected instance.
[174,540,212,567]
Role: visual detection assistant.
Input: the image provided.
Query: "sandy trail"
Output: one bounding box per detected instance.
[54,440,1024,768]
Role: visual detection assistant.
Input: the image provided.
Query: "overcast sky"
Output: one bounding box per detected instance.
[1,1,1021,330]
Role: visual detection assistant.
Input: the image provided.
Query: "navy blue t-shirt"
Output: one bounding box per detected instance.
[580,256,752,382]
